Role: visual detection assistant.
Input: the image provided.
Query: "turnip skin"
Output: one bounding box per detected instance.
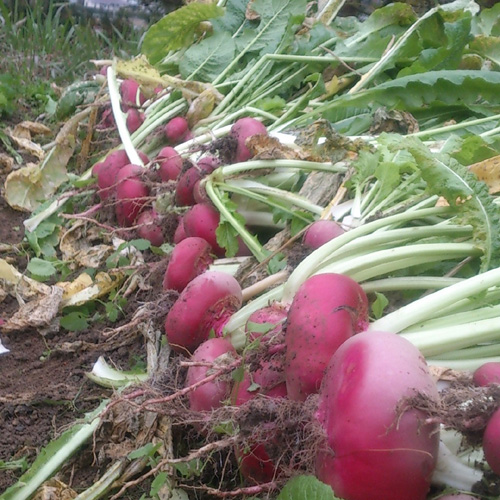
[230,117,268,163]
[115,164,150,227]
[483,407,500,475]
[186,337,238,412]
[175,166,202,206]
[156,146,183,182]
[284,273,369,401]
[183,203,226,257]
[164,271,242,354]
[126,108,144,133]
[315,330,440,500]
[197,155,220,174]
[245,305,287,343]
[120,79,146,111]
[165,116,190,145]
[163,237,214,292]
[173,216,187,244]
[303,220,345,250]
[136,209,164,247]
[472,362,500,387]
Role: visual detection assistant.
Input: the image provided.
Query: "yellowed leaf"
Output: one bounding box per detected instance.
[13,121,52,137]
[8,135,45,160]
[56,273,94,300]
[0,258,51,299]
[33,478,77,500]
[469,155,500,194]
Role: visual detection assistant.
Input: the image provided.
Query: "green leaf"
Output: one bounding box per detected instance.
[371,292,389,319]
[468,35,500,68]
[142,3,224,65]
[27,258,57,278]
[179,31,235,82]
[59,312,89,332]
[150,471,168,497]
[128,442,161,460]
[129,239,152,251]
[276,475,337,500]
[472,2,500,37]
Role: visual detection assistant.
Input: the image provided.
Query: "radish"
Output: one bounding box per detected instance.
[165,116,190,145]
[483,407,500,475]
[230,117,268,163]
[173,216,187,244]
[186,337,238,412]
[120,79,146,110]
[315,330,440,500]
[156,146,183,182]
[472,362,500,387]
[163,237,214,292]
[284,273,369,401]
[126,108,144,133]
[183,203,226,257]
[115,164,149,226]
[302,220,345,250]
[136,209,164,246]
[197,155,220,174]
[175,166,202,206]
[164,270,242,354]
[93,150,131,200]
[245,305,287,343]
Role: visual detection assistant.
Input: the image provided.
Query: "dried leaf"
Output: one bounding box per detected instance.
[13,121,52,137]
[33,478,77,500]
[186,88,216,128]
[1,286,62,333]
[247,134,307,160]
[0,257,52,300]
[469,154,500,194]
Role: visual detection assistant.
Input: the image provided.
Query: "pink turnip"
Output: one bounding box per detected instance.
[120,79,146,110]
[126,108,144,133]
[115,164,149,226]
[165,116,190,145]
[230,117,268,163]
[136,209,164,246]
[483,407,500,475]
[245,305,287,343]
[163,237,214,292]
[156,146,183,182]
[186,337,238,412]
[315,330,440,500]
[175,166,202,206]
[164,270,242,354]
[303,220,345,250]
[473,362,500,387]
[173,216,187,244]
[183,203,225,257]
[284,273,369,401]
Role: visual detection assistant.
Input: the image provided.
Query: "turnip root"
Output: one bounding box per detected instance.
[302,220,345,250]
[120,79,146,110]
[165,116,190,145]
[164,270,242,353]
[245,305,287,344]
[115,164,149,227]
[136,209,164,246]
[173,216,187,244]
[163,237,214,292]
[315,330,440,500]
[230,117,268,163]
[156,146,183,182]
[175,166,202,206]
[483,407,500,475]
[186,337,238,412]
[197,155,220,174]
[473,362,500,387]
[183,203,226,257]
[126,108,144,133]
[284,273,369,401]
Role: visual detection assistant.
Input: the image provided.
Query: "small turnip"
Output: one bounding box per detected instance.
[164,270,242,353]
[483,407,500,475]
[473,362,500,387]
[165,116,190,145]
[136,209,164,246]
[245,305,287,343]
[163,237,214,292]
[126,108,144,133]
[173,216,187,244]
[175,166,203,206]
[197,155,220,174]
[303,220,345,250]
[156,146,183,182]
[230,117,268,163]
[186,337,238,412]
[120,79,146,110]
[115,164,149,226]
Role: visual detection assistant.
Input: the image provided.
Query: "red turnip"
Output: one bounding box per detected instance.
[120,79,146,110]
[483,407,500,475]
[245,305,287,343]
[165,116,190,145]
[473,362,500,387]
[156,146,183,182]
[175,166,203,206]
[186,337,238,412]
[126,108,144,133]
[136,209,164,246]
[303,220,345,250]
[197,155,220,174]
[315,330,440,500]
[183,203,225,257]
[163,237,214,292]
[115,164,149,226]
[230,117,268,163]
[164,270,242,353]
[173,216,187,244]
[284,273,369,401]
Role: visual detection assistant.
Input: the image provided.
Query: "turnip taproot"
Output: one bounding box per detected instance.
[483,407,500,475]
[230,117,268,163]
[163,237,214,292]
[136,209,164,246]
[183,203,225,257]
[473,362,500,387]
[115,164,149,226]
[186,337,238,412]
[284,273,369,401]
[156,146,183,182]
[303,220,345,250]
[164,270,242,353]
[315,330,440,500]
[165,116,190,145]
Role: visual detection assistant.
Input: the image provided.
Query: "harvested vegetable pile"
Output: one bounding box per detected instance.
[3,0,500,499]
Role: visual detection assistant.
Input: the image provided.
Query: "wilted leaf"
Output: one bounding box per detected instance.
[247,134,306,160]
[186,89,216,127]
[13,121,52,137]
[32,478,77,500]
[469,154,500,194]
[0,258,52,300]
[1,286,62,333]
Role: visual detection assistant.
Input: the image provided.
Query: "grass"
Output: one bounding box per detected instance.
[0,0,144,119]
